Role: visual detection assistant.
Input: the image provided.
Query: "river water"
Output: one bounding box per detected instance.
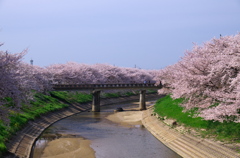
[31,100,181,158]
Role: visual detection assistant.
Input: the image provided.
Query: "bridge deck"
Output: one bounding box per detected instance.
[52,83,162,91]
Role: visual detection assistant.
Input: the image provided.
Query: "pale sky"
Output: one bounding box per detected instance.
[0,0,240,69]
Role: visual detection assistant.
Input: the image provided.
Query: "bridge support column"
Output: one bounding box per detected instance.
[139,90,146,110]
[92,90,101,112]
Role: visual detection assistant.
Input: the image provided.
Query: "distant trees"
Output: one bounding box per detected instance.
[45,62,156,84]
[155,33,240,122]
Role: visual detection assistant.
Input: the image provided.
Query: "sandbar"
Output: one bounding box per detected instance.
[41,137,95,158]
[106,108,144,127]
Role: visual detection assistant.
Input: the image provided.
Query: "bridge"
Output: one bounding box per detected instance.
[52,83,162,112]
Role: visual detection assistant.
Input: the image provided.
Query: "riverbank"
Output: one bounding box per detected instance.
[6,93,240,158]
[142,106,240,158]
[5,93,159,158]
[105,105,240,157]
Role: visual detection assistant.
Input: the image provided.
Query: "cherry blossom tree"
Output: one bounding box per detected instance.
[0,48,27,121]
[0,46,51,122]
[155,33,240,122]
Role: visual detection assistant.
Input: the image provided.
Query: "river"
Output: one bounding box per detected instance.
[31,100,181,158]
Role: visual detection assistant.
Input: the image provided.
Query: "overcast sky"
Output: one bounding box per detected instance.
[0,0,240,69]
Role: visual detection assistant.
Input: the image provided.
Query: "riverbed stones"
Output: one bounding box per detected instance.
[164,119,178,127]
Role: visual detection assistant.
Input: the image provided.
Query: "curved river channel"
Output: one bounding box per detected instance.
[31,100,181,158]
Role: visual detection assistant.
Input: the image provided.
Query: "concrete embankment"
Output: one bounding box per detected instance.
[6,93,240,158]
[5,93,159,158]
[142,106,240,158]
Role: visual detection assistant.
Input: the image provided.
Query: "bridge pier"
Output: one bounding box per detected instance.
[53,83,162,112]
[92,90,101,112]
[139,90,146,110]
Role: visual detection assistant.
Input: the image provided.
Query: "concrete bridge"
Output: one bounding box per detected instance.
[52,83,162,112]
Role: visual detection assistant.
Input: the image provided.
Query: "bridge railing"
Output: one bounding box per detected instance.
[52,83,162,90]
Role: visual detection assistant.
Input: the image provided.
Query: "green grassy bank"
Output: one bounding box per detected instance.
[154,95,240,144]
[0,91,93,156]
[0,90,145,156]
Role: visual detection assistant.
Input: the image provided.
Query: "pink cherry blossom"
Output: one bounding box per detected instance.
[155,33,240,122]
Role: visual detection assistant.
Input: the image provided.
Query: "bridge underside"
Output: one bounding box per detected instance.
[92,90,147,112]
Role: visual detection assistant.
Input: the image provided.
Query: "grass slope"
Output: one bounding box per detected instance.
[154,95,240,142]
[0,91,92,156]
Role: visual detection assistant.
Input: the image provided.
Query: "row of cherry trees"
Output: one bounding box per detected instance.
[46,62,156,84]
[0,46,156,122]
[155,33,240,122]
[3,34,239,123]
